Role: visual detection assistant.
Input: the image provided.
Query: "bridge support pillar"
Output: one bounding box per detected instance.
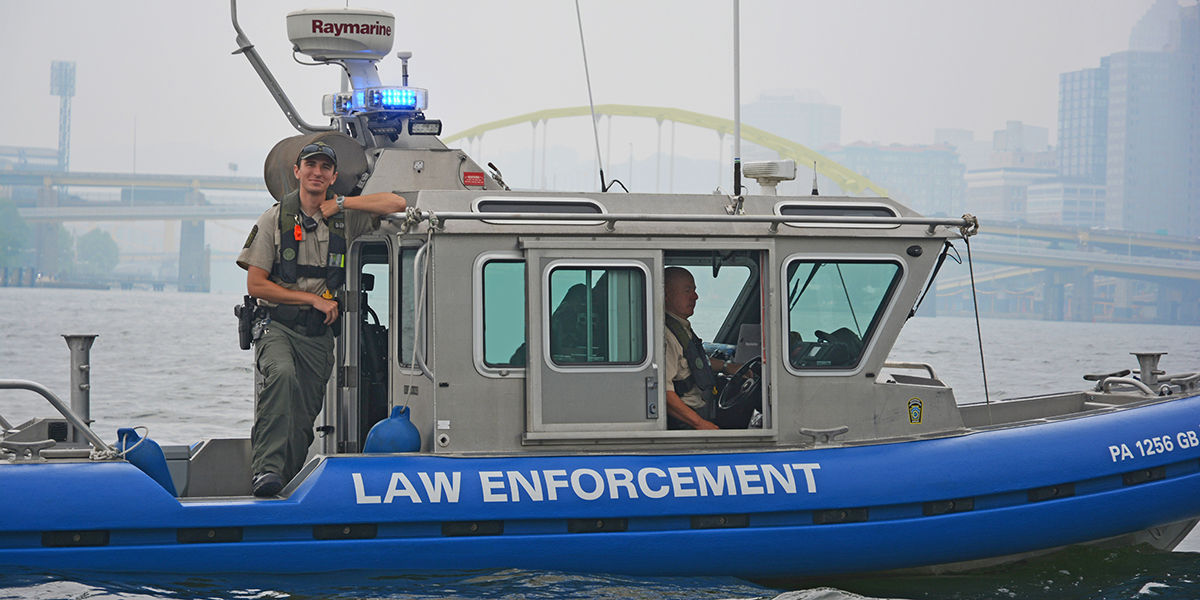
[178,191,210,293]
[1043,269,1066,321]
[1156,281,1200,325]
[1067,269,1094,322]
[34,186,61,281]
[1184,282,1200,325]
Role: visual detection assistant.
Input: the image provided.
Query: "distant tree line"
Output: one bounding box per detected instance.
[0,198,119,278]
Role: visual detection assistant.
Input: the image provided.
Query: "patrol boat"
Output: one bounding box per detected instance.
[3,2,1200,578]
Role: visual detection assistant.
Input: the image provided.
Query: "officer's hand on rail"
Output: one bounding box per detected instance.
[324,192,407,218]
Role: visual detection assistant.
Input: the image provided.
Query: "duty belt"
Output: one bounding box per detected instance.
[268,305,328,337]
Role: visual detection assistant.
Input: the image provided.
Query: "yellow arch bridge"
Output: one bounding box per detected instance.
[444,104,887,197]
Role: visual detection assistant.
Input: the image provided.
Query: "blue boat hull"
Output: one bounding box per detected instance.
[3,394,1200,576]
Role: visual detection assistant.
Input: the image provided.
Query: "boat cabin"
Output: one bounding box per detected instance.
[325,182,966,456]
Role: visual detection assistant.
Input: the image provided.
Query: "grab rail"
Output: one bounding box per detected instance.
[0,379,113,453]
[398,209,978,236]
[883,361,940,381]
[1098,376,1156,396]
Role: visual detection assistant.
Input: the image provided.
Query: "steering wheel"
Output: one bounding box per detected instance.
[717,356,763,410]
[814,329,862,362]
[814,329,837,344]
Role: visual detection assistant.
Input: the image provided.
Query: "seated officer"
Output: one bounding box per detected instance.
[663,267,739,430]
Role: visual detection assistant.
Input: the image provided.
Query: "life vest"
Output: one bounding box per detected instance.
[274,190,346,291]
[665,315,718,419]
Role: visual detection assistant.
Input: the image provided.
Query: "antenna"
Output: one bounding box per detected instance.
[575,0,608,192]
[732,0,742,198]
[397,51,412,86]
[811,161,820,195]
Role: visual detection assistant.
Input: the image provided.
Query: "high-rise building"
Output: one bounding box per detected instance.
[824,143,965,216]
[964,167,1056,223]
[741,90,841,152]
[1026,181,1106,228]
[1129,0,1183,51]
[1057,63,1109,184]
[1053,1,1198,237]
[935,129,991,171]
[1180,2,1199,240]
[1104,50,1190,235]
[990,121,1055,170]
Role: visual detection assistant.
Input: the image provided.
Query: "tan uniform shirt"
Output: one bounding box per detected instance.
[664,312,706,410]
[236,203,376,298]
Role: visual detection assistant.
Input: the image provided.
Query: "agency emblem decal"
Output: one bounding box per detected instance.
[908,397,923,424]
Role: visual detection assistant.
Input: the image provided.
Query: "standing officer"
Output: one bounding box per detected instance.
[237,141,406,497]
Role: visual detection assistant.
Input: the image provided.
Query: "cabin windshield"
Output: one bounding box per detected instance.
[784,259,902,370]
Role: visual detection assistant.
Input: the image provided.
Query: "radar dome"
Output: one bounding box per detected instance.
[286,8,394,61]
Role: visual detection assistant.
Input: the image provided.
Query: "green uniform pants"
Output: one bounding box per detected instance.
[251,321,334,481]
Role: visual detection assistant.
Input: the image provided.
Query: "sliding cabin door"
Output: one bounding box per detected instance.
[524,248,662,435]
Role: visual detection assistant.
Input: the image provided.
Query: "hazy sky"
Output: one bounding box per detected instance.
[0,0,1154,179]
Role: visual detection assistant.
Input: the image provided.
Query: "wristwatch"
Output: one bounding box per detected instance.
[335,195,345,211]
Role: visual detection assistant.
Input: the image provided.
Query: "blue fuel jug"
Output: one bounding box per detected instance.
[363,406,421,453]
[117,427,177,496]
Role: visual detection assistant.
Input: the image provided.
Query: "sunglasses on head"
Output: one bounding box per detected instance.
[300,143,336,161]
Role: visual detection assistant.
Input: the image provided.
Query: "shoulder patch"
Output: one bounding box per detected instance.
[243,224,259,249]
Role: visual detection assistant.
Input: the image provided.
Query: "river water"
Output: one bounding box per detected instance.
[2,287,1199,599]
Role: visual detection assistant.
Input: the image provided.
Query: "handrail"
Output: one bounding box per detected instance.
[410,240,435,382]
[883,361,940,381]
[1099,376,1156,396]
[395,209,977,236]
[0,379,113,453]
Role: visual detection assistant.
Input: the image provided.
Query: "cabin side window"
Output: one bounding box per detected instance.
[482,259,527,368]
[784,259,901,370]
[547,266,647,366]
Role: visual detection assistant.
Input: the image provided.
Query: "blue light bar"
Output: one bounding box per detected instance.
[364,86,427,112]
[322,86,428,117]
[373,88,415,109]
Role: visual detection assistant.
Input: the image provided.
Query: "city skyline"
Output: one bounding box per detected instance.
[0,0,1157,181]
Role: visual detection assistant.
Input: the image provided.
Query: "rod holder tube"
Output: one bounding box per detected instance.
[63,334,97,444]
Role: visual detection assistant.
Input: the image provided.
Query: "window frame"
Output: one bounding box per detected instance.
[540,259,653,375]
[472,251,526,378]
[778,253,907,377]
[774,200,900,229]
[472,196,607,226]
